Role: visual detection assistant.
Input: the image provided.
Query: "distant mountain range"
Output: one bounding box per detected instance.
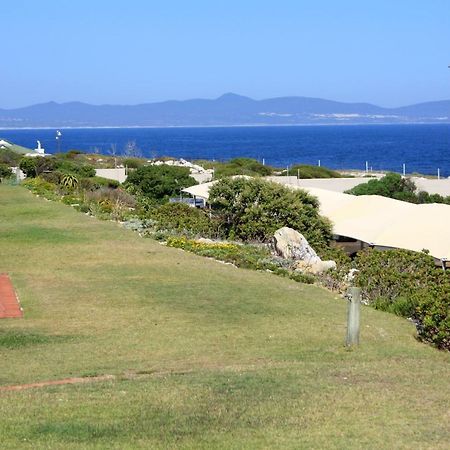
[1,93,450,128]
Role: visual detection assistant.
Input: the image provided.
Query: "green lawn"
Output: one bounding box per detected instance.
[0,185,449,449]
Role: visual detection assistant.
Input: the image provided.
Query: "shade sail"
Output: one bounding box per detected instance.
[182,180,450,261]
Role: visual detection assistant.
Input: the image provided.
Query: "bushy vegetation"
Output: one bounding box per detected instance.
[352,248,449,350]
[0,148,21,166]
[198,157,273,178]
[166,236,315,284]
[346,172,450,204]
[16,154,449,351]
[281,164,342,179]
[0,163,13,180]
[209,177,332,247]
[124,165,197,203]
[148,203,221,238]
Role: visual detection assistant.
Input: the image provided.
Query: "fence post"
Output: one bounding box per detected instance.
[346,287,361,347]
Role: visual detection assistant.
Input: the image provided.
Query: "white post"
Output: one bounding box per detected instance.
[402,164,406,176]
[365,161,369,173]
[438,168,440,180]
[262,158,265,166]
[318,159,321,167]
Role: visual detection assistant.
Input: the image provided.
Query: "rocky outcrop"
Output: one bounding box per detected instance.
[273,227,336,274]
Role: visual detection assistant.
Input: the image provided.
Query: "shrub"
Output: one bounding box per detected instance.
[282,164,342,179]
[196,158,272,178]
[55,160,96,178]
[19,157,37,178]
[22,176,58,198]
[346,172,417,202]
[149,203,220,238]
[0,148,21,166]
[0,163,13,180]
[79,176,120,191]
[209,177,332,247]
[414,275,450,350]
[353,248,436,309]
[122,158,143,169]
[353,247,450,350]
[124,165,196,202]
[167,237,272,270]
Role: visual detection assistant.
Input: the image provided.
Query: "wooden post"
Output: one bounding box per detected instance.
[346,287,361,347]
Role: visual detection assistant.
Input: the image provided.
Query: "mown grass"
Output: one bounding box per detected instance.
[0,185,449,449]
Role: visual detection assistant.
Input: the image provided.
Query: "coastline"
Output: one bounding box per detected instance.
[1,121,450,131]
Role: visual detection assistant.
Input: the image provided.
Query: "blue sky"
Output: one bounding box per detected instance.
[2,0,450,108]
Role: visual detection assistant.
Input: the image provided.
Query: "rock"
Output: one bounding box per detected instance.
[273,227,321,264]
[273,227,336,274]
[293,259,336,274]
[196,238,214,244]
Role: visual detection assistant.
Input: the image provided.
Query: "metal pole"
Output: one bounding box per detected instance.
[438,168,440,180]
[346,287,361,347]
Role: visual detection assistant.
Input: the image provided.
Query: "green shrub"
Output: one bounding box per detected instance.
[167,237,274,270]
[22,176,58,198]
[281,164,342,179]
[19,157,37,178]
[196,158,272,178]
[209,177,332,247]
[149,203,220,238]
[345,172,420,203]
[124,165,196,203]
[0,148,21,166]
[0,163,13,180]
[122,158,143,169]
[78,176,120,191]
[414,276,450,350]
[353,248,450,350]
[55,160,96,178]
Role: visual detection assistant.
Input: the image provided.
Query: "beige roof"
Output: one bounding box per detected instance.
[296,187,450,261]
[183,180,450,261]
[182,180,216,200]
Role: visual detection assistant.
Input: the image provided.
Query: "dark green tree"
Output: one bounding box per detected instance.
[124,165,196,202]
[208,177,332,246]
[346,172,417,202]
[0,163,13,180]
[19,157,37,178]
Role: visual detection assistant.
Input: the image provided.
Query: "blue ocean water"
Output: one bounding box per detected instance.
[1,124,450,176]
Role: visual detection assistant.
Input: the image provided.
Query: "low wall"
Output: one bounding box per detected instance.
[95,168,127,183]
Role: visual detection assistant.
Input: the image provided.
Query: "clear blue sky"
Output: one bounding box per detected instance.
[2,0,450,108]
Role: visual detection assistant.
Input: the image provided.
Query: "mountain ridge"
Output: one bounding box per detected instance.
[1,93,449,127]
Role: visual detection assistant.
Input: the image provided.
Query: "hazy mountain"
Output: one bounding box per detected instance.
[0,93,449,128]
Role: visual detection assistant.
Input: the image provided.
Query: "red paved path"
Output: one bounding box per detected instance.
[0,273,23,318]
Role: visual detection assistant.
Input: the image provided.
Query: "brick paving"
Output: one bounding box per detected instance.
[0,273,23,319]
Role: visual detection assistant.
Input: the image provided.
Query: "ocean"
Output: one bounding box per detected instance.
[2,124,450,176]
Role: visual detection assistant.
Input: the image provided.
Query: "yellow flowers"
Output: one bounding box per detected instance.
[166,237,238,252]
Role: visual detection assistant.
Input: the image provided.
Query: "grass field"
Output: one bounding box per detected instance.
[0,184,449,449]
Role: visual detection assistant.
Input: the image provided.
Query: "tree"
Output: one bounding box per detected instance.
[0,163,13,180]
[124,165,197,202]
[346,172,417,202]
[19,157,37,178]
[208,177,332,247]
